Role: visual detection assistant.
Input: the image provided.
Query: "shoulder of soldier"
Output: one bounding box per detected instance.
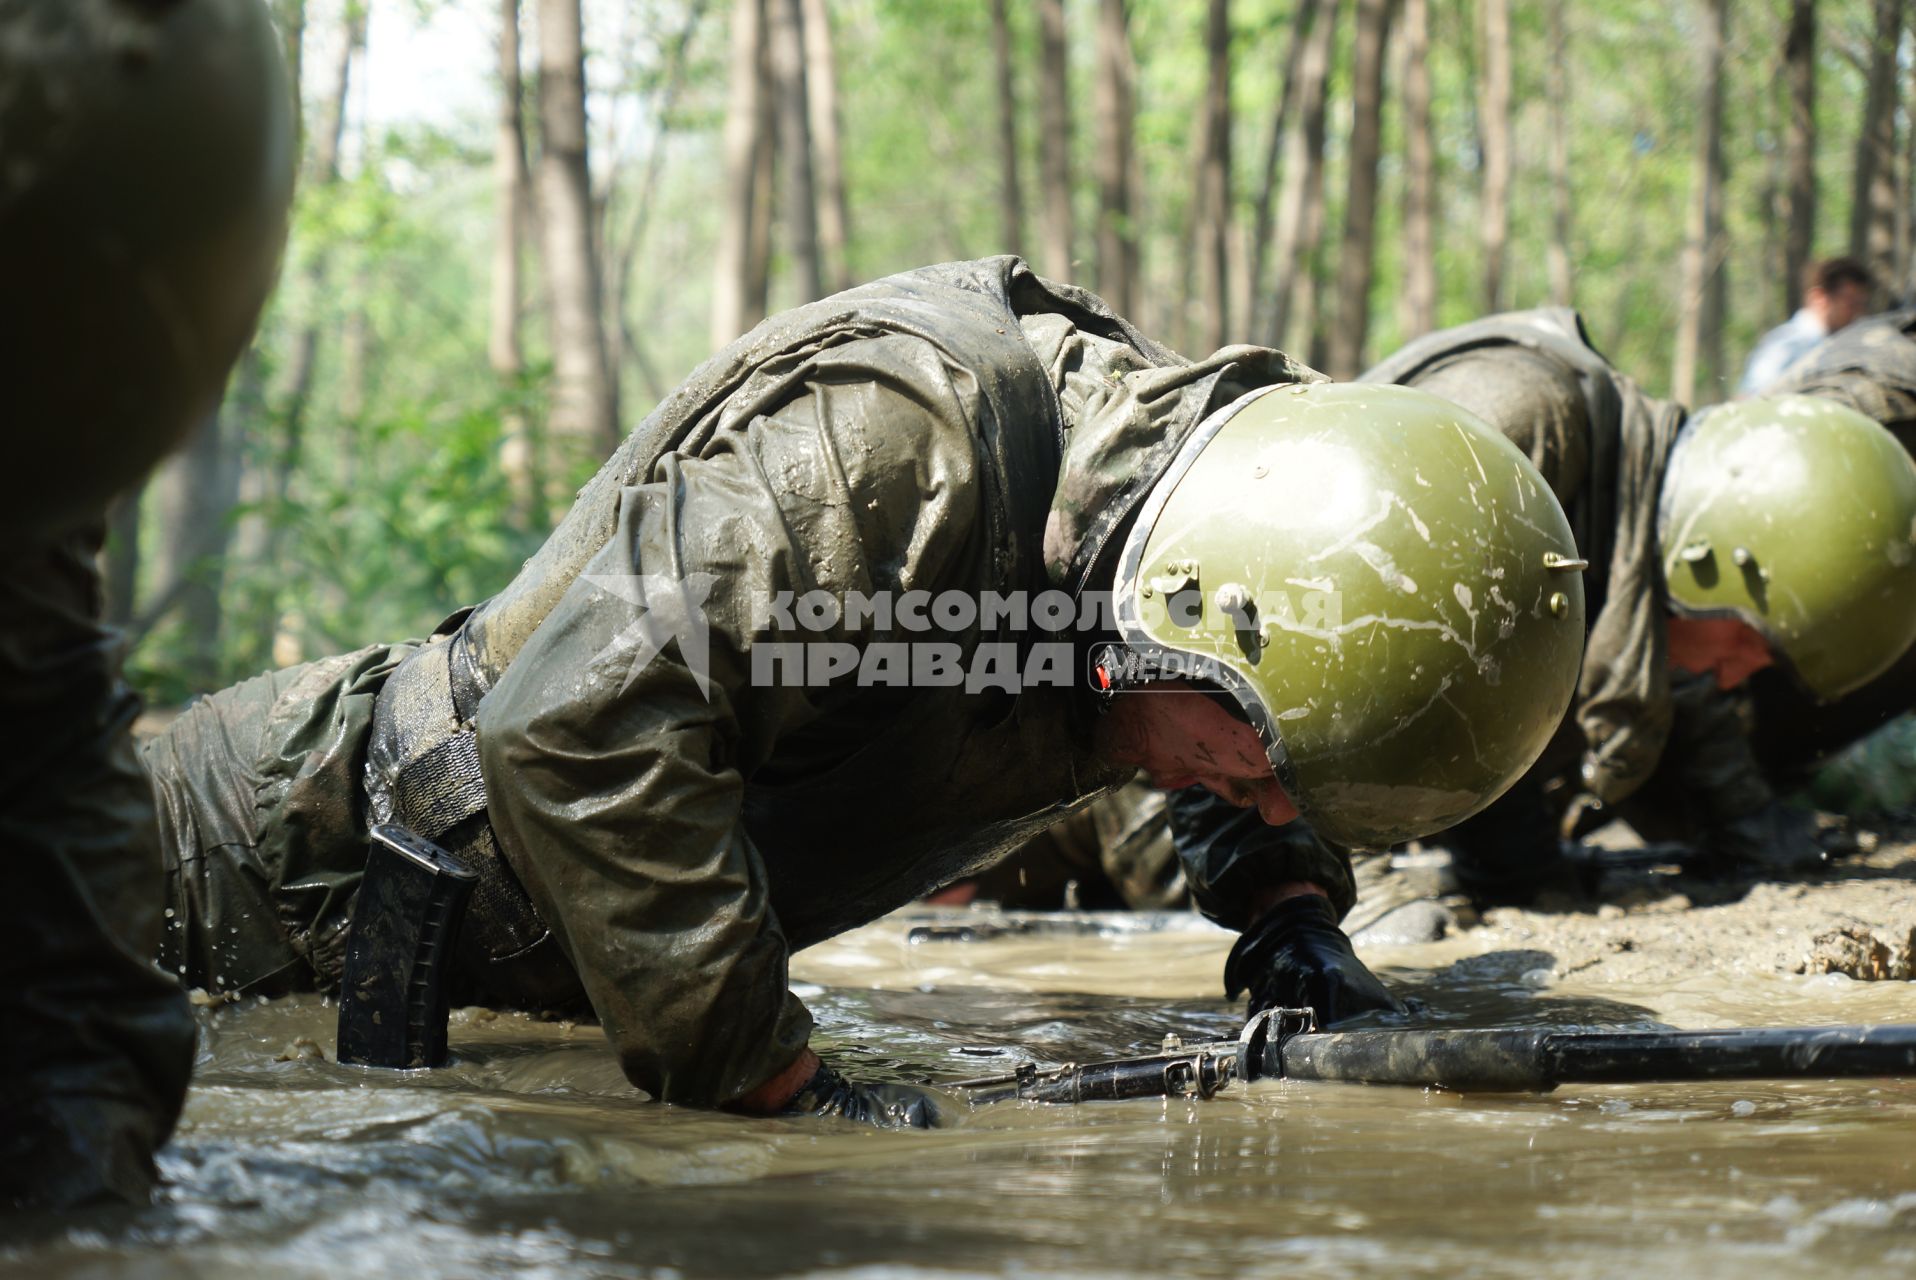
[1359,306,1607,385]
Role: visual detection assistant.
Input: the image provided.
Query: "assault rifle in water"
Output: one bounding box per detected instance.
[948,1007,1916,1104]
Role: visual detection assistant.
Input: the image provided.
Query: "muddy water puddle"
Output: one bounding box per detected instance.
[4,908,1914,1278]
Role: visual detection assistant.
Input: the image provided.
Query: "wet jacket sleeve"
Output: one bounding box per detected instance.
[474,335,985,1108]
[1573,381,1680,805]
[1167,786,1358,927]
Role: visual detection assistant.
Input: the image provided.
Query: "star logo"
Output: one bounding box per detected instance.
[582,571,719,698]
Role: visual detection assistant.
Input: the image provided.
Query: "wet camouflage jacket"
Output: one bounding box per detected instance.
[1360,308,1686,807]
[1745,309,1916,776]
[148,258,1328,1108]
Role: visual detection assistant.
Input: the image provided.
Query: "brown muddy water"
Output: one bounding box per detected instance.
[5,908,1914,1278]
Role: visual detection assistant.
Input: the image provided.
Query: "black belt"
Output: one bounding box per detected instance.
[363,623,552,967]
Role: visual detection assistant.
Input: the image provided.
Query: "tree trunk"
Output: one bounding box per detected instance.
[1249,0,1321,338]
[1326,0,1395,379]
[1093,0,1139,317]
[1398,0,1436,338]
[747,35,775,321]
[989,0,1025,256]
[338,264,369,491]
[1900,67,1915,294]
[272,0,306,148]
[1266,0,1339,351]
[770,0,820,302]
[1037,0,1074,278]
[1477,0,1511,313]
[799,0,849,294]
[491,0,528,379]
[1849,0,1902,294]
[274,1,361,513]
[712,0,767,347]
[148,408,241,687]
[604,4,708,409]
[1545,0,1574,306]
[102,483,143,629]
[1672,0,1728,406]
[490,0,536,517]
[1193,0,1233,353]
[1782,0,1816,311]
[536,0,620,478]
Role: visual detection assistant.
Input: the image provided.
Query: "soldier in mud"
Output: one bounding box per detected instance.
[0,0,294,1208]
[140,257,1590,1129]
[1358,309,1916,904]
[1742,308,1916,784]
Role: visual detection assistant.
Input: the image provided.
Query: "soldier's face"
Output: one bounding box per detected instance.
[1666,615,1774,690]
[1811,281,1870,333]
[1098,686,1299,826]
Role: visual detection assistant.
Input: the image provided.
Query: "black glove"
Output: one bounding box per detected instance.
[1224,893,1406,1025]
[783,1060,943,1129]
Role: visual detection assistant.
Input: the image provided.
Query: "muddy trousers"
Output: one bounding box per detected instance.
[142,641,584,1014]
[0,529,196,1209]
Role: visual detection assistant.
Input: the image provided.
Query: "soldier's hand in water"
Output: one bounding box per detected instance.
[783,1059,944,1129]
[1225,892,1406,1025]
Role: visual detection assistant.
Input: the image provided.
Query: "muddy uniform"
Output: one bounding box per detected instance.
[146,258,1346,1107]
[1748,310,1916,779]
[1357,310,1750,890]
[0,0,292,1208]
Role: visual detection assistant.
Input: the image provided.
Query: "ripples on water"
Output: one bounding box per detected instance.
[4,908,1913,1278]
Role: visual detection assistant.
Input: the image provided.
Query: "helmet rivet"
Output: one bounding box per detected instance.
[1732,546,1754,568]
[1679,540,1713,563]
[1214,583,1252,617]
[1252,464,1269,479]
[1549,592,1571,618]
[1141,585,1154,599]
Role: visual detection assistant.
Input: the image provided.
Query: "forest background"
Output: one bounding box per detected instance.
[118,0,1913,709]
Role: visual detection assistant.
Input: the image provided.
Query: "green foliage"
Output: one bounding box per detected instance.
[247,382,546,655]
[1808,716,1916,817]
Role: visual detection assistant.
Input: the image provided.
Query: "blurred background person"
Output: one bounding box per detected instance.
[1738,257,1876,395]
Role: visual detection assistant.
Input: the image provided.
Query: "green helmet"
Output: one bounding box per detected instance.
[0,0,296,535]
[1659,394,1916,700]
[1110,382,1588,848]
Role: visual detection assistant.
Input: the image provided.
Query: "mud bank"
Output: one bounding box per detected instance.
[1453,831,1916,988]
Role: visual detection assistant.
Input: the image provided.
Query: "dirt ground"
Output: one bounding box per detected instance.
[1429,826,1916,987]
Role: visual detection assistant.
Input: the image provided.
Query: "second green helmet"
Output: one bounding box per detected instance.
[1110,382,1588,848]
[1660,394,1916,700]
